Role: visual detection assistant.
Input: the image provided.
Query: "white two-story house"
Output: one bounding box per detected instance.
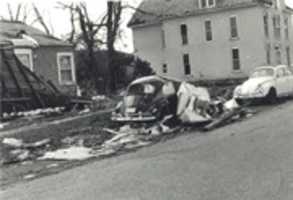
[128,0,293,81]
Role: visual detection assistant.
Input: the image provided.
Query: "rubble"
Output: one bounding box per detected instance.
[0,76,257,168]
[39,146,94,161]
[224,99,240,110]
[0,122,9,129]
[2,138,50,149]
[2,138,23,148]
[23,174,36,180]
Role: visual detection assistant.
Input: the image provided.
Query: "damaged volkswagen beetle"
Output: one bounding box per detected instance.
[111,76,178,122]
[233,65,293,103]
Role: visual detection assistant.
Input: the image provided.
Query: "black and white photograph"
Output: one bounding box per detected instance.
[0,0,293,199]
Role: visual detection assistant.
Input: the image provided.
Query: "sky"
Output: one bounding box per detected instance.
[0,0,293,53]
[0,0,142,52]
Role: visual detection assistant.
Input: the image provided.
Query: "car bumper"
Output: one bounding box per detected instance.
[111,114,157,122]
[234,92,266,99]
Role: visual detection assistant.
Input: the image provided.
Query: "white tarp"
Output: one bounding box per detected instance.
[177,82,212,123]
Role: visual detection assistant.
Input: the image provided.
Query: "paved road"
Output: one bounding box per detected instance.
[2,102,293,200]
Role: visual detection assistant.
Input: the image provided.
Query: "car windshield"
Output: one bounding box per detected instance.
[250,68,274,78]
[127,81,163,96]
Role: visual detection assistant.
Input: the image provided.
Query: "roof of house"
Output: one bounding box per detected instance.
[0,20,72,47]
[128,0,276,27]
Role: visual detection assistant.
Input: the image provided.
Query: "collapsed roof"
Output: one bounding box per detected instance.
[0,42,68,115]
[0,20,72,47]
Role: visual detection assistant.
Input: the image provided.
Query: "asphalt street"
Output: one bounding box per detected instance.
[2,102,293,200]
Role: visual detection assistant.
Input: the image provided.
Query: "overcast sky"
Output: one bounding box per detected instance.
[0,0,292,53]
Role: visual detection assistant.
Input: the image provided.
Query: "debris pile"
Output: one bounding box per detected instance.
[2,107,65,120]
[0,76,256,166]
[111,75,250,129]
[1,138,51,164]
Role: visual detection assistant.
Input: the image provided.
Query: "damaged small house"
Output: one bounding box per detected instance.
[0,20,78,119]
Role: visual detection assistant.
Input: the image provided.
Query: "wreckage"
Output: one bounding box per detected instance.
[0,41,90,121]
[112,75,223,124]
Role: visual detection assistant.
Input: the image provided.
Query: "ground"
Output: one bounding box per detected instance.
[1,100,293,199]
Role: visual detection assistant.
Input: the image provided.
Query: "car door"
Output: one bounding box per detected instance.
[275,68,287,97]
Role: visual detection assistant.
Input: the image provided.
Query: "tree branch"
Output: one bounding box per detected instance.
[32,4,51,35]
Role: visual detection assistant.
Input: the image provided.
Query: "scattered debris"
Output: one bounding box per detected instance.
[39,146,94,161]
[2,138,50,149]
[23,174,36,180]
[46,163,59,168]
[0,122,9,129]
[78,108,90,114]
[2,138,23,148]
[203,108,246,131]
[224,99,240,110]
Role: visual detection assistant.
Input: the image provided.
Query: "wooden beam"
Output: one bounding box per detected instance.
[1,97,31,102]
[14,54,46,108]
[1,51,24,98]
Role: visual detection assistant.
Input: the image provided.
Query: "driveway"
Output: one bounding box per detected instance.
[1,102,293,200]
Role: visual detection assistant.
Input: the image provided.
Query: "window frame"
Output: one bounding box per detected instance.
[162,63,168,73]
[273,15,281,40]
[204,19,213,41]
[286,46,291,66]
[229,16,239,39]
[232,48,241,71]
[180,24,188,45]
[161,28,166,49]
[14,48,34,71]
[57,52,76,85]
[183,53,191,75]
[266,43,271,65]
[284,17,289,40]
[199,0,216,8]
[275,47,282,65]
[263,13,269,38]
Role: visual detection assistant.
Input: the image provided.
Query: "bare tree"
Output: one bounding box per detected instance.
[32,4,51,35]
[57,2,109,91]
[3,3,29,23]
[107,0,122,92]
[1,3,53,35]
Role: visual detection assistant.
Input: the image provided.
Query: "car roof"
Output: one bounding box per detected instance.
[130,75,166,85]
[254,65,289,71]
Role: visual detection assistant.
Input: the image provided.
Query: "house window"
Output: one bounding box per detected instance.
[284,17,289,40]
[275,47,282,64]
[286,47,291,66]
[183,54,191,75]
[205,20,213,41]
[161,28,166,49]
[180,24,188,45]
[200,0,215,8]
[14,49,33,71]
[273,15,281,40]
[162,64,168,73]
[263,13,269,38]
[232,48,240,70]
[230,16,238,39]
[266,44,271,64]
[57,52,76,85]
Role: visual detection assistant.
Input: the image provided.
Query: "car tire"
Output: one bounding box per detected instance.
[266,88,277,104]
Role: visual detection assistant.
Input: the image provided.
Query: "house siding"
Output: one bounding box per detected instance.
[132,2,293,81]
[33,46,76,94]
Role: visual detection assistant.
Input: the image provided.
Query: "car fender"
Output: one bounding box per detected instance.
[259,80,275,96]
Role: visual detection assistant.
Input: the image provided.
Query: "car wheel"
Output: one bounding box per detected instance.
[266,88,277,104]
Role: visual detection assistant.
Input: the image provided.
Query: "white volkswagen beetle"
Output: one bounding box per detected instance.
[234,65,293,103]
